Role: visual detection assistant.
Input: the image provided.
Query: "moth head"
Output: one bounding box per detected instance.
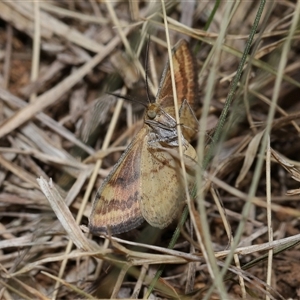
[146,103,160,119]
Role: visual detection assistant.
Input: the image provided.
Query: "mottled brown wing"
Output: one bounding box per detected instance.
[89,128,147,235]
[155,40,197,111]
[139,136,197,228]
[155,40,198,142]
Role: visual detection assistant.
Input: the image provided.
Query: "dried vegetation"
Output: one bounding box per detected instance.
[0,1,300,299]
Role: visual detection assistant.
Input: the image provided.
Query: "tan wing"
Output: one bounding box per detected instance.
[89,128,147,235]
[155,40,198,142]
[139,137,197,228]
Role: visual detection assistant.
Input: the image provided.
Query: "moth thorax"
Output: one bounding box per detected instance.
[147,103,159,119]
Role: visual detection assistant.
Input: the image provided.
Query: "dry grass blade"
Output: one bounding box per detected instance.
[0,88,94,155]
[1,2,300,299]
[0,33,127,139]
[272,149,300,195]
[41,271,97,300]
[37,177,96,252]
[235,130,265,188]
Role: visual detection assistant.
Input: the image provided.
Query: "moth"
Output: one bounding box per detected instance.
[89,40,198,235]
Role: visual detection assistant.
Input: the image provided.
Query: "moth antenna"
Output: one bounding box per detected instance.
[108,92,147,108]
[145,35,152,104]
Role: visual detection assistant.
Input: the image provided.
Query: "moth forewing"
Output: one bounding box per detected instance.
[155,40,198,142]
[89,129,146,235]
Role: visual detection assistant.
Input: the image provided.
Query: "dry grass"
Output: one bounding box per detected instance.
[1,1,300,299]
